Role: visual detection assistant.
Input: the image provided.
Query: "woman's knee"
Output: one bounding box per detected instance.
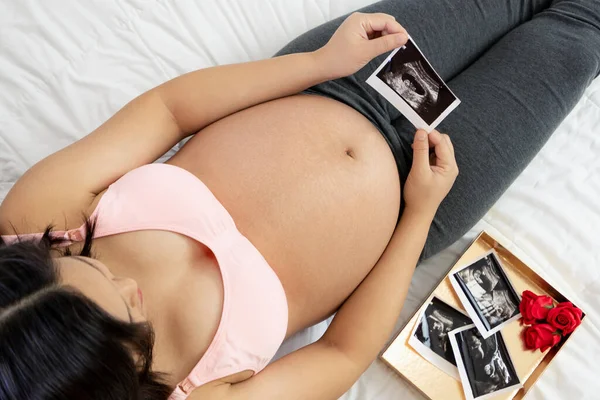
[531,9,600,79]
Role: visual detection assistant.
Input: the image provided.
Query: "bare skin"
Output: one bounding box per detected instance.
[169,94,402,332]
[71,93,401,384]
[0,13,458,400]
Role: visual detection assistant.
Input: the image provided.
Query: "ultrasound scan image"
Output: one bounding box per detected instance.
[377,39,456,124]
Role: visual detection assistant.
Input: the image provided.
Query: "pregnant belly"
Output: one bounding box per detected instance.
[168,94,401,334]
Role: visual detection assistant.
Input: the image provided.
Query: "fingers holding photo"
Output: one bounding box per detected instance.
[411,130,432,171]
[359,12,407,38]
[433,131,455,158]
[428,130,458,173]
[445,133,455,157]
[403,129,458,218]
[411,130,455,169]
[426,131,453,166]
[318,12,408,79]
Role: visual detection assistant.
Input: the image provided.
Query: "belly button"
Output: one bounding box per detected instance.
[344,148,356,159]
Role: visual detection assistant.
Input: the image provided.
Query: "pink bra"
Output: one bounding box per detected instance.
[1,164,289,399]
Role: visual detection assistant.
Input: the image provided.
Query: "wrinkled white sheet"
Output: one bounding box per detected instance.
[1,1,598,399]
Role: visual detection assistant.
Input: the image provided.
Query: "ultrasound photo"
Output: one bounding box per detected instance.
[449,326,521,400]
[409,297,472,379]
[366,37,460,131]
[450,251,521,338]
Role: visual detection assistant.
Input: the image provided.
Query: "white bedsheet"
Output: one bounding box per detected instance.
[1,1,598,399]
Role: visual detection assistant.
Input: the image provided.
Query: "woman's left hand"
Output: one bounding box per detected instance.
[315,12,408,79]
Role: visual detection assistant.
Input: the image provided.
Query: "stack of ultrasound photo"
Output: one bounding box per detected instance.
[408,251,523,400]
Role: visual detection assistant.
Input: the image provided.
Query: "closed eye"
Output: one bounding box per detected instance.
[73,256,133,323]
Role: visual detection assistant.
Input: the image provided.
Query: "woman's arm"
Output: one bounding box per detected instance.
[155,52,326,136]
[222,129,458,400]
[319,206,431,364]
[156,12,407,135]
[0,12,407,234]
[0,54,328,234]
[227,208,432,400]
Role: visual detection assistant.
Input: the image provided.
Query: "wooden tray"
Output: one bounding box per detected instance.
[380,231,584,400]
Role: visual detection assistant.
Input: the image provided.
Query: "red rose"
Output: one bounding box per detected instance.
[547,302,583,335]
[523,324,561,352]
[520,290,554,325]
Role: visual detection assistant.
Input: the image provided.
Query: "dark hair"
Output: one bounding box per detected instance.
[0,222,172,400]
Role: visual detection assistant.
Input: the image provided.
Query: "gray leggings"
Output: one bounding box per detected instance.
[275,0,600,259]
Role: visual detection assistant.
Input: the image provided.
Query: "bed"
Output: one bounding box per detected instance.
[1,1,598,399]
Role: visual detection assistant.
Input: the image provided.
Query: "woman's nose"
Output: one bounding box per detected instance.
[114,277,140,306]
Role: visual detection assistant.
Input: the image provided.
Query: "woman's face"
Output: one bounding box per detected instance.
[56,256,146,323]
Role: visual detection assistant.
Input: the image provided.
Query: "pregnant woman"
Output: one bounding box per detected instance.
[1,0,598,399]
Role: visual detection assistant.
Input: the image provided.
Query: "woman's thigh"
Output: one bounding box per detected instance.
[393,0,600,258]
[276,0,555,188]
[276,0,554,121]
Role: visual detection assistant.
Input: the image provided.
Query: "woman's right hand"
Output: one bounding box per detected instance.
[315,12,408,79]
[402,129,459,219]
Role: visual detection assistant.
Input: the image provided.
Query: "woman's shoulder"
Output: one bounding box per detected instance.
[0,188,106,241]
